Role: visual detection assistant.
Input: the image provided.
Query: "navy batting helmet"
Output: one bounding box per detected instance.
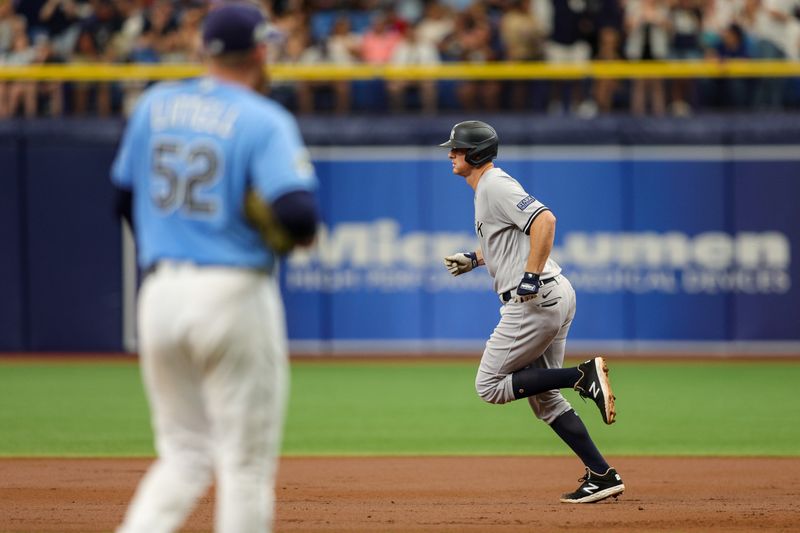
[439,121,498,167]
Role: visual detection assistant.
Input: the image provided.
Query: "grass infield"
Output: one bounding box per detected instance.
[0,358,797,457]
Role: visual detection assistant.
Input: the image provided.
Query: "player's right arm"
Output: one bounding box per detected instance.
[110,87,155,228]
[444,248,485,276]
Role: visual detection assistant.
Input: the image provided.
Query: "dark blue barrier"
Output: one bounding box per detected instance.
[0,135,24,350]
[25,143,122,351]
[19,121,124,351]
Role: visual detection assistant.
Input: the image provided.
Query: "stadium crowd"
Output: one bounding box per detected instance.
[1,0,800,118]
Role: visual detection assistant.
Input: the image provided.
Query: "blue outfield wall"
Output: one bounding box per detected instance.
[0,118,798,353]
[284,147,800,353]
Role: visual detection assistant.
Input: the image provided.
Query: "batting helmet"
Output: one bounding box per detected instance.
[439,121,499,167]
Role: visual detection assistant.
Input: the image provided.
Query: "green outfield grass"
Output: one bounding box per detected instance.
[0,358,798,457]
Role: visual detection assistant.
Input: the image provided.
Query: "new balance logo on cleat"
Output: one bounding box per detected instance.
[574,356,616,424]
[560,468,625,504]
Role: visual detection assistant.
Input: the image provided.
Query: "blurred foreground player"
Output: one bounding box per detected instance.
[111,3,318,532]
[441,120,624,503]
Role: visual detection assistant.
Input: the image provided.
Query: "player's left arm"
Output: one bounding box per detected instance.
[244,189,318,255]
[110,86,153,230]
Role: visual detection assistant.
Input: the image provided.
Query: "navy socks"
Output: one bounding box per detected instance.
[550,409,609,473]
[511,367,581,400]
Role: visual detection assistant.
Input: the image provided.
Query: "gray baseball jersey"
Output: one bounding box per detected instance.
[474,167,562,294]
[472,167,575,424]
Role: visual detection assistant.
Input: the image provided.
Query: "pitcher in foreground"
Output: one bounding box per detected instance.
[111,3,319,531]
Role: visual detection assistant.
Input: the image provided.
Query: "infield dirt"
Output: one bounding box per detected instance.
[0,456,798,532]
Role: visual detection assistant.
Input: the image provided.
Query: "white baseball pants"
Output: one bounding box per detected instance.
[117,262,288,533]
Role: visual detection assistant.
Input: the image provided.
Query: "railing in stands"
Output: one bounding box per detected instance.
[1,60,800,81]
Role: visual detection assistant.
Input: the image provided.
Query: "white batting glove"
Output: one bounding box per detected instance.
[444,252,479,276]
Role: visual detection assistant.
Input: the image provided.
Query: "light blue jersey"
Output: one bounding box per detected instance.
[112,77,317,270]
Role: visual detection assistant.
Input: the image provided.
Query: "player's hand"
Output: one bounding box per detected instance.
[444,252,479,276]
[513,272,541,303]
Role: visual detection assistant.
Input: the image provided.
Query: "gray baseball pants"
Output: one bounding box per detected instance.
[475,275,577,424]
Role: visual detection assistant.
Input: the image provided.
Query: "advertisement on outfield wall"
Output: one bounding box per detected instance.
[281,147,799,352]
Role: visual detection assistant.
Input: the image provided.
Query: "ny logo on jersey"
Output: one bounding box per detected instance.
[476,221,483,237]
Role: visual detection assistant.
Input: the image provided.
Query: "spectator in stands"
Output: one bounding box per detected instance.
[543,0,595,116]
[442,5,502,111]
[592,25,623,113]
[159,0,203,62]
[13,0,47,38]
[3,24,37,118]
[81,0,124,60]
[136,0,178,62]
[71,0,125,116]
[741,0,796,109]
[625,0,670,116]
[0,11,25,118]
[439,0,475,12]
[500,0,543,110]
[327,15,361,63]
[395,0,425,23]
[270,5,305,64]
[360,11,403,64]
[387,25,441,113]
[383,5,411,36]
[359,10,404,112]
[275,29,328,114]
[585,0,625,114]
[415,0,455,50]
[0,0,16,55]
[324,15,361,114]
[701,0,745,49]
[668,0,704,116]
[591,0,626,47]
[705,22,750,108]
[37,0,82,59]
[31,35,64,116]
[112,0,152,116]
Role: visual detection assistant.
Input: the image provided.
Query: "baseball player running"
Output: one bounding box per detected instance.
[441,121,624,504]
[111,4,318,532]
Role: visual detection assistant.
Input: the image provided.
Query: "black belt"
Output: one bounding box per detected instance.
[500,276,558,303]
[142,261,273,278]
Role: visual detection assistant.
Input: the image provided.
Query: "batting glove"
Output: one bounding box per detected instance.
[513,272,541,303]
[444,252,479,276]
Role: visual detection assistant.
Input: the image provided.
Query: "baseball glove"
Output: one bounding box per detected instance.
[243,189,295,255]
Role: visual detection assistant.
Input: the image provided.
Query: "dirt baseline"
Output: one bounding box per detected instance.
[1,456,798,533]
